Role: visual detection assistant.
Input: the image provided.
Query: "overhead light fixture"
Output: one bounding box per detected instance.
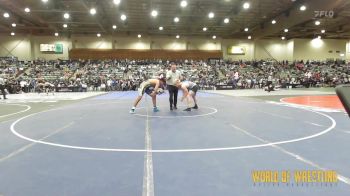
[11,32,15,36]
[3,12,10,18]
[112,25,117,29]
[151,10,158,17]
[321,29,326,34]
[340,53,345,57]
[121,14,127,21]
[54,32,59,36]
[244,28,249,32]
[63,13,70,19]
[208,12,214,18]
[180,0,188,7]
[176,35,180,39]
[284,28,288,32]
[224,18,230,24]
[24,8,31,13]
[138,34,141,38]
[97,33,101,37]
[113,0,121,5]
[243,2,250,9]
[300,5,306,11]
[271,20,276,24]
[11,23,16,27]
[212,35,216,39]
[281,36,285,40]
[315,20,320,26]
[248,35,252,39]
[42,0,48,3]
[159,26,163,30]
[90,8,96,15]
[174,17,179,23]
[63,24,68,28]
[203,27,207,31]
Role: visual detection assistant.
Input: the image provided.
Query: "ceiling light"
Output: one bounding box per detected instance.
[159,26,163,30]
[3,13,9,18]
[112,25,117,29]
[203,27,207,31]
[90,8,96,15]
[24,8,30,13]
[271,20,276,24]
[138,34,141,38]
[151,10,158,17]
[97,33,101,37]
[300,5,306,11]
[63,24,68,28]
[248,35,252,39]
[340,53,345,57]
[180,0,188,7]
[284,28,288,32]
[42,0,48,3]
[176,35,180,39]
[321,29,326,34]
[281,36,285,40]
[63,13,70,19]
[315,20,320,25]
[244,28,249,32]
[243,2,250,9]
[174,17,179,23]
[11,32,15,36]
[121,14,127,21]
[12,23,16,27]
[55,32,59,36]
[212,35,216,39]
[113,0,121,5]
[208,12,214,18]
[224,18,230,23]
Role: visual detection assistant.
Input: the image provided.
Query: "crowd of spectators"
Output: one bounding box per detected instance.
[0,57,349,95]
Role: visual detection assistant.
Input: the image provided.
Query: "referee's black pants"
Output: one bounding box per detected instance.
[167,85,178,107]
[0,85,6,99]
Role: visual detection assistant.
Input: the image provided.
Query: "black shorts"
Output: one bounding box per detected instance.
[189,85,199,94]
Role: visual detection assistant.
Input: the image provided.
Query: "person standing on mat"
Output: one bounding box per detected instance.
[0,72,7,100]
[166,63,181,110]
[129,75,166,114]
[176,80,199,111]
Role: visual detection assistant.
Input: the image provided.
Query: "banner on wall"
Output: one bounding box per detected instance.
[40,44,63,54]
[227,46,245,55]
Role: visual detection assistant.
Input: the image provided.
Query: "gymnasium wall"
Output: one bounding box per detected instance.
[293,38,347,61]
[0,36,32,60]
[344,41,350,60]
[0,34,348,61]
[254,40,294,61]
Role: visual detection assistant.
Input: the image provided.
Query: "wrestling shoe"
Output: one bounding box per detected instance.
[170,106,173,111]
[183,108,191,112]
[153,107,160,112]
[174,105,177,110]
[192,104,198,109]
[129,107,135,114]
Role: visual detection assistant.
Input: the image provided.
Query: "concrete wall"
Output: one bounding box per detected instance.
[0,33,348,61]
[293,38,347,61]
[254,40,293,61]
[0,36,32,60]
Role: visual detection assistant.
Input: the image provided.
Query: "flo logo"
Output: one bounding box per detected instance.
[314,11,334,18]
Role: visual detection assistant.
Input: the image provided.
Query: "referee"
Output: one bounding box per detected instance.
[166,63,181,110]
[0,72,7,100]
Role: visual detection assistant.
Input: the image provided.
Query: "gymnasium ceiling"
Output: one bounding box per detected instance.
[0,0,350,39]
